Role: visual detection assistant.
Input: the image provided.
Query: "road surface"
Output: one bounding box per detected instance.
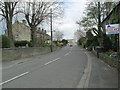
[1,46,118,88]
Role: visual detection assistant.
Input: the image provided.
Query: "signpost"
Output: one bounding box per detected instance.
[105,24,119,35]
[105,24,120,52]
[119,25,120,52]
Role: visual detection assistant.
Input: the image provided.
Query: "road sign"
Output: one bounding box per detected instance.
[105,24,120,35]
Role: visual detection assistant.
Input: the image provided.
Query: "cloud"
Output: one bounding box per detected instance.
[53,0,87,39]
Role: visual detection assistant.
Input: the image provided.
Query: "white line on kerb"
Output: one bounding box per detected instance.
[77,52,92,88]
[44,58,60,65]
[0,72,29,86]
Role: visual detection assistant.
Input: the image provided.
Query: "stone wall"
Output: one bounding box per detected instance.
[2,47,60,62]
[92,48,119,71]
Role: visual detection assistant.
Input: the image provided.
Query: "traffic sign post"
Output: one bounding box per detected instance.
[119,25,120,52]
[106,24,119,35]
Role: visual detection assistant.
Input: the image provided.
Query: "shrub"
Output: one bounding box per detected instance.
[14,40,30,47]
[82,40,86,48]
[77,37,86,46]
[1,35,11,48]
[103,34,112,51]
[117,52,120,58]
[86,40,92,47]
[43,43,51,47]
[61,39,68,46]
[92,36,99,47]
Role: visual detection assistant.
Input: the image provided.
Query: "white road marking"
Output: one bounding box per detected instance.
[64,53,69,56]
[0,72,29,86]
[64,51,71,56]
[44,58,60,65]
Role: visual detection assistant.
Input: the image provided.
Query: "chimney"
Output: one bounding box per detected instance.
[22,20,26,25]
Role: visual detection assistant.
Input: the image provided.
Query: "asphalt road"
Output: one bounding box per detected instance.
[1,46,118,88]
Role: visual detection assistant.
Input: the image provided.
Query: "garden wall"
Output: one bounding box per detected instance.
[92,48,119,71]
[2,47,60,61]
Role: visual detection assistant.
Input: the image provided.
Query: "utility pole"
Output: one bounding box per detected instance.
[50,8,53,52]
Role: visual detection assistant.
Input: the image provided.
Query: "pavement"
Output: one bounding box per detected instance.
[1,46,118,88]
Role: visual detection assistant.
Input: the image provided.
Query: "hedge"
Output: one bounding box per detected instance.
[1,35,11,48]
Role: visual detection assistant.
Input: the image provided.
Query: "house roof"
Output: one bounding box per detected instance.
[102,2,120,24]
[13,20,30,29]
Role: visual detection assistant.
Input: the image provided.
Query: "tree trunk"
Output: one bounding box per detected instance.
[6,19,14,47]
[98,2,102,47]
[31,26,37,47]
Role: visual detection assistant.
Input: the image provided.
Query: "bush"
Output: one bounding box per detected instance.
[82,40,86,48]
[14,40,30,47]
[103,34,112,51]
[77,37,86,46]
[61,39,68,46]
[117,52,120,58]
[1,35,11,48]
[43,43,51,47]
[92,36,99,47]
[86,40,92,47]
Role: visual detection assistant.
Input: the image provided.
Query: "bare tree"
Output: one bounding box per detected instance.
[23,0,63,47]
[74,29,86,40]
[0,1,18,43]
[54,30,64,41]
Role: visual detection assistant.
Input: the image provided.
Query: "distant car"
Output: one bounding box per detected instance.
[70,45,73,47]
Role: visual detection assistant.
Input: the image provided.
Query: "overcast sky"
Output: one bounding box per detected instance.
[53,0,87,39]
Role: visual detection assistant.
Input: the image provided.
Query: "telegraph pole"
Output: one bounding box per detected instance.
[50,9,53,52]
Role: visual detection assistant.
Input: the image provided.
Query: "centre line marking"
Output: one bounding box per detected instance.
[44,58,60,65]
[64,53,69,56]
[0,72,29,86]
[64,51,71,56]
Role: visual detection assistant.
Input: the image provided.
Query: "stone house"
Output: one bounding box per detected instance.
[5,20,51,45]
[12,20,31,41]
[36,28,51,45]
